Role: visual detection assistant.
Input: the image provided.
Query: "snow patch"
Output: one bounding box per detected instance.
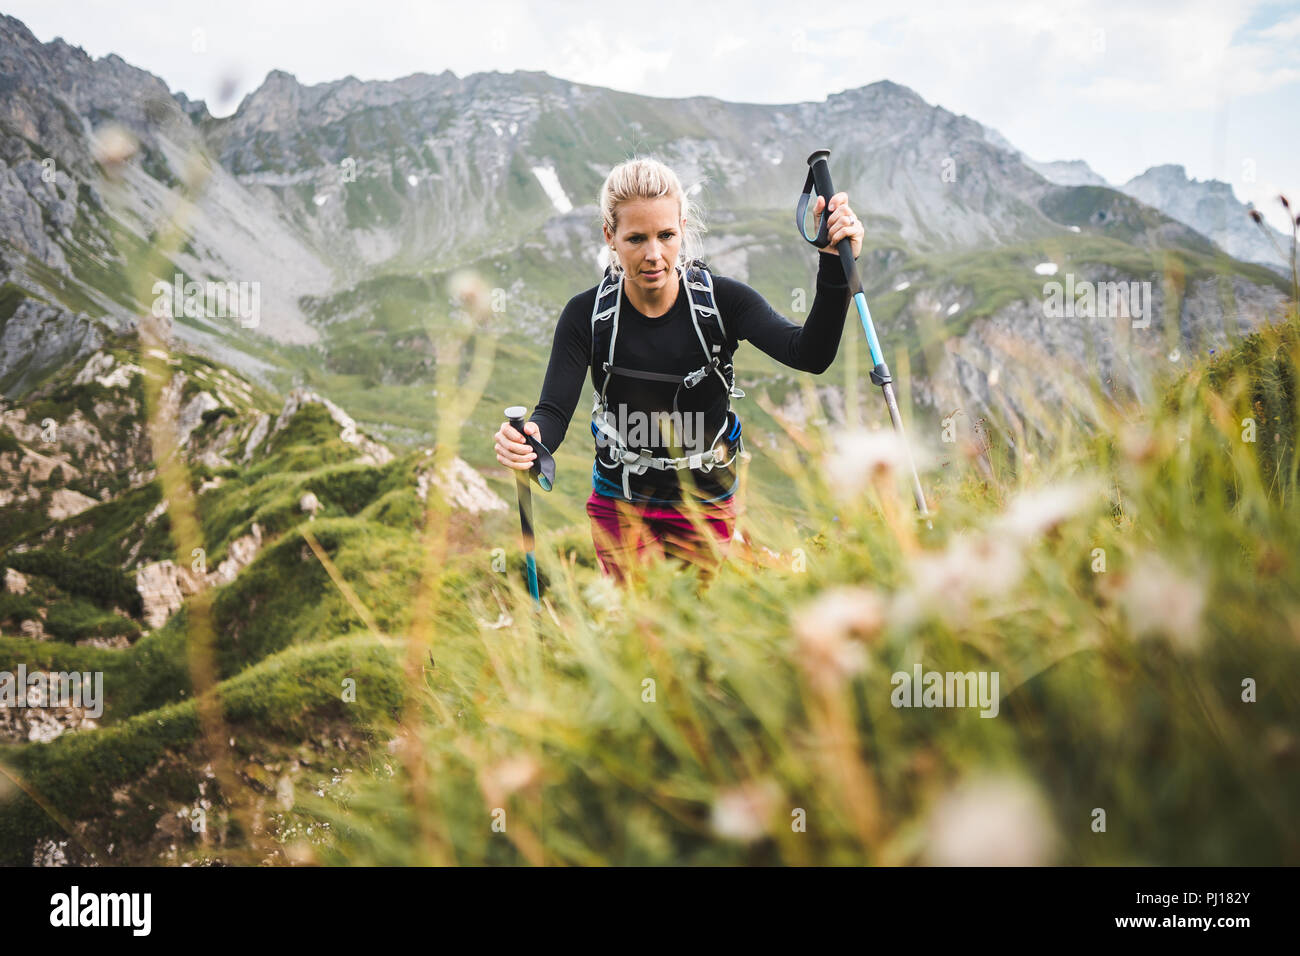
[1034,262,1059,275]
[531,165,573,213]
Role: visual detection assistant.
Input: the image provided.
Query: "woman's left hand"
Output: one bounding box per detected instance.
[813,192,864,260]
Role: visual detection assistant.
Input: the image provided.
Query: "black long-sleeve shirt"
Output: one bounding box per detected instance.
[529,253,851,503]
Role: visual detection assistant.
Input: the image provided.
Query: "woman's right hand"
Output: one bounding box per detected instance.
[494,419,540,471]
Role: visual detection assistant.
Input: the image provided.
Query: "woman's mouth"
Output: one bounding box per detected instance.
[642,268,664,279]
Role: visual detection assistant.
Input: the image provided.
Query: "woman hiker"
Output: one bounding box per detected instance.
[493,156,863,585]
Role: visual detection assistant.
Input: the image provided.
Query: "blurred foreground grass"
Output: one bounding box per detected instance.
[301,301,1300,866]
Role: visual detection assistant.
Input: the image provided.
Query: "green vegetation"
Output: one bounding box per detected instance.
[2,550,142,618]
[0,636,404,865]
[0,591,41,628]
[43,598,141,644]
[299,307,1300,865]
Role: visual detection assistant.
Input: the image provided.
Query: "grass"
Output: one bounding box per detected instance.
[0,635,405,865]
[296,301,1300,866]
[42,597,141,644]
[2,550,142,617]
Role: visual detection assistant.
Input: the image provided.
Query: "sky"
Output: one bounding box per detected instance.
[7,0,1299,233]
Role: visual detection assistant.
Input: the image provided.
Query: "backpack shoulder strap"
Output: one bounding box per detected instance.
[590,267,623,395]
[683,259,745,399]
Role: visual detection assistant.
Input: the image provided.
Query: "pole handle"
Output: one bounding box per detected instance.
[795,148,833,249]
[504,405,555,492]
[803,149,861,292]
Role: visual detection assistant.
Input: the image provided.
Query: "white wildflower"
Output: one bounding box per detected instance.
[924,772,1058,866]
[1118,553,1207,654]
[710,780,782,843]
[822,428,924,502]
[895,533,1024,627]
[482,755,541,800]
[994,479,1099,542]
[792,587,885,687]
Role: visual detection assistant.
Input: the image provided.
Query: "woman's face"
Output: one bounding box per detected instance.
[605,197,685,293]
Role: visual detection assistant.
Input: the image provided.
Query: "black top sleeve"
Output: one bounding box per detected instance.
[528,292,591,454]
[527,253,852,454]
[717,253,850,374]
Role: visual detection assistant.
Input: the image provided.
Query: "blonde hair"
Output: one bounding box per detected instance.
[598,156,705,278]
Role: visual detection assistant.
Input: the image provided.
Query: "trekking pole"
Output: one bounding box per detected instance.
[796,148,930,518]
[504,405,556,603]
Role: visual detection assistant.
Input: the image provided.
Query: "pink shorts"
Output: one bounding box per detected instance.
[586,490,739,583]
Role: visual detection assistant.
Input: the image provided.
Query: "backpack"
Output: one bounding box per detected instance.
[589,258,746,500]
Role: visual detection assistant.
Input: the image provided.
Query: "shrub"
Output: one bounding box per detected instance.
[43,599,142,643]
[3,550,143,618]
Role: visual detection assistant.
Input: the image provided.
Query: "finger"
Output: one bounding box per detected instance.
[498,449,533,467]
[497,434,533,457]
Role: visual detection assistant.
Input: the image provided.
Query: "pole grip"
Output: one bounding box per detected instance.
[504,404,555,492]
[805,149,862,294]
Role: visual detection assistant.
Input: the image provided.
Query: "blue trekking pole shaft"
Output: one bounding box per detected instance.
[799,149,930,517]
[506,406,541,603]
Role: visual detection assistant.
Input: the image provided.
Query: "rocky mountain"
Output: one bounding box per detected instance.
[1024,158,1109,188]
[1003,150,1291,276]
[1120,164,1292,275]
[0,336,508,637]
[981,121,1291,277]
[4,10,1289,438]
[0,13,333,386]
[0,14,1294,565]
